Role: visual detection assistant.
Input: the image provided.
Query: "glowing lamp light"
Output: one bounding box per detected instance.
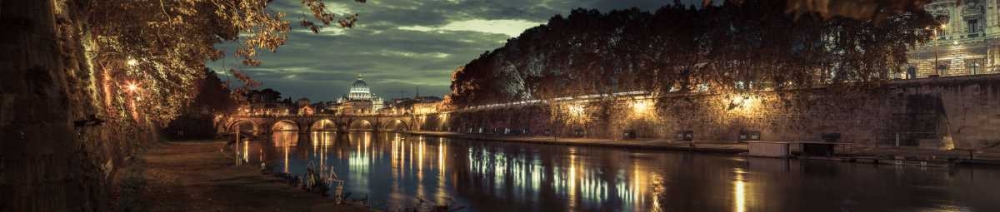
[633,100,649,112]
[631,99,653,116]
[732,95,747,105]
[728,94,757,112]
[567,104,585,117]
[124,81,141,93]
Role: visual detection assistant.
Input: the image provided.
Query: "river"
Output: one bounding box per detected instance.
[232,131,1000,211]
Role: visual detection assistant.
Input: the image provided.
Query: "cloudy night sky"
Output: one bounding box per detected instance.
[208,0,699,102]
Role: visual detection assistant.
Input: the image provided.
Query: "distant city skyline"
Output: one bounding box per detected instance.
[207,0,699,101]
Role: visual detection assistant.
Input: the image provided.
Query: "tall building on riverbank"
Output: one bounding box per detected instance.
[336,75,385,115]
[908,0,1000,78]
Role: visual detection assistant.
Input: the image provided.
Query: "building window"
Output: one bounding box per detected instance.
[967,59,982,75]
[967,19,980,37]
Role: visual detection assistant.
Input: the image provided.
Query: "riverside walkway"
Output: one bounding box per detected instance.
[133,140,368,212]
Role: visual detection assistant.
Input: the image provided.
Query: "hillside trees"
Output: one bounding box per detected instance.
[448,0,937,107]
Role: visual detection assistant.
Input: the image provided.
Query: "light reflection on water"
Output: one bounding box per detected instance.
[233,131,1000,211]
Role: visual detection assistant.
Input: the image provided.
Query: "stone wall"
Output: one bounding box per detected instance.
[1,0,154,211]
[443,75,1000,149]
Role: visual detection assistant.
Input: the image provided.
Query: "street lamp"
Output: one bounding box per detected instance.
[125,81,140,93]
[934,24,945,76]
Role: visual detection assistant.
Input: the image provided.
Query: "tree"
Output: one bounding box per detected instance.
[0,1,365,210]
[162,68,239,138]
[448,0,937,108]
[84,0,364,124]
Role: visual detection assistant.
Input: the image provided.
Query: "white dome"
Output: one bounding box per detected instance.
[348,75,372,100]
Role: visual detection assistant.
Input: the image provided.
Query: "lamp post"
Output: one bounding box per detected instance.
[934,24,946,76]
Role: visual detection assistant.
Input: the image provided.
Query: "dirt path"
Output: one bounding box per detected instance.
[136,140,367,211]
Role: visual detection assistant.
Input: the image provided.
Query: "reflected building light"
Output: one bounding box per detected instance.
[617,161,646,206]
[324,132,333,147]
[312,132,319,156]
[652,173,663,210]
[349,146,370,192]
[734,168,747,212]
[633,168,644,207]
[513,158,522,193]
[568,153,578,210]
[531,158,542,199]
[419,139,426,175]
[436,139,448,204]
[407,141,414,173]
[629,161,650,209]
[578,169,608,205]
[364,132,371,148]
[318,134,325,170]
[417,141,426,199]
[392,137,401,178]
[467,147,477,175]
[494,151,507,190]
[283,143,290,173]
[242,140,249,164]
[438,139,446,174]
[233,139,242,165]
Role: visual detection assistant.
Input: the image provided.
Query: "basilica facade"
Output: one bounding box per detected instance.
[908,0,1000,78]
[336,76,385,115]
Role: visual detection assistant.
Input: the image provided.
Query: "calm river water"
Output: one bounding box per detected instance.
[233,131,1000,211]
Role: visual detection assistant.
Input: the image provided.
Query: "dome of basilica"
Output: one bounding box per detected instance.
[347,75,373,100]
[337,74,386,114]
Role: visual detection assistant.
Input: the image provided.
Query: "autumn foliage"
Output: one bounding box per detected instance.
[79,0,361,125]
[448,0,938,108]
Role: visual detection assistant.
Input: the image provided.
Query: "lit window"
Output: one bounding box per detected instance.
[968,62,981,75]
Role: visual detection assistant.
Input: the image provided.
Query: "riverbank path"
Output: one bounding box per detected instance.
[137,140,367,211]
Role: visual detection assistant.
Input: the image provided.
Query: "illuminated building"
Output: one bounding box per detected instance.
[385,96,443,115]
[296,98,314,115]
[907,0,1000,78]
[336,75,385,115]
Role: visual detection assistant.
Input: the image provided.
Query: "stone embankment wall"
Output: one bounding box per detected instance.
[1,0,154,211]
[442,75,1000,149]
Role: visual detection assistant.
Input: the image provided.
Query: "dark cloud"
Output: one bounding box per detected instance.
[208,0,693,101]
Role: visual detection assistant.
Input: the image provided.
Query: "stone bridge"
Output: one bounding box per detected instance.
[219,114,418,135]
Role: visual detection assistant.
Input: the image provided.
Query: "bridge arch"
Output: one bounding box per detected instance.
[383,119,409,132]
[310,119,337,132]
[228,119,259,135]
[349,119,375,131]
[271,120,299,132]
